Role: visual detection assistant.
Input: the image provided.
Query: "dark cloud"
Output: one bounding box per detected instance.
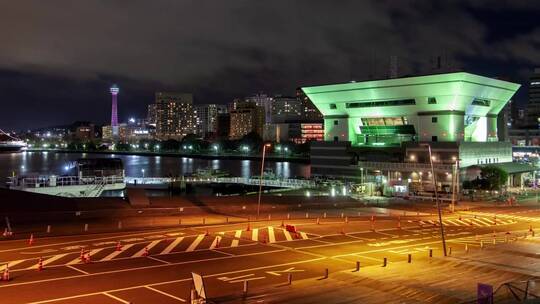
[0,0,539,130]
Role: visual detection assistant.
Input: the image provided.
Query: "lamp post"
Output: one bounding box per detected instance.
[257,143,271,219]
[422,143,447,257]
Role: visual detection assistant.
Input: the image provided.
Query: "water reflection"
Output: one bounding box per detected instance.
[0,152,310,181]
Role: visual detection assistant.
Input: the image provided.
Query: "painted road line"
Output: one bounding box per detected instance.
[29,253,69,269]
[186,234,205,252]
[66,248,104,265]
[133,240,160,257]
[473,218,492,226]
[0,259,25,271]
[231,230,242,247]
[209,236,221,250]
[446,219,461,226]
[456,219,468,226]
[101,244,134,261]
[160,237,184,255]
[299,232,308,240]
[103,292,130,304]
[229,276,266,284]
[145,286,186,302]
[252,228,259,242]
[283,229,293,241]
[67,265,90,275]
[268,226,276,243]
[218,274,255,281]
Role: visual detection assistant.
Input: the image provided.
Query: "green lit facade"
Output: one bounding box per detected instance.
[302,72,520,146]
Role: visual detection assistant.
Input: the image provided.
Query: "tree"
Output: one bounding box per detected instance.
[480,166,508,191]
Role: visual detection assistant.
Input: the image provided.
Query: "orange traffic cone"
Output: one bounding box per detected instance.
[2,264,9,281]
[79,248,84,261]
[115,241,122,251]
[143,247,149,257]
[28,234,34,246]
[85,252,91,263]
[37,257,43,272]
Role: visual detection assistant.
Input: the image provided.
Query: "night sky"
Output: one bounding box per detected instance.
[1,1,539,131]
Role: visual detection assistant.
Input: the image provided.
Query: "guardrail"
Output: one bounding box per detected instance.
[358,161,454,172]
[8,175,125,189]
[124,176,315,189]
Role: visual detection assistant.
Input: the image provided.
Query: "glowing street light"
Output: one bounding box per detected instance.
[257,143,272,219]
[141,168,145,178]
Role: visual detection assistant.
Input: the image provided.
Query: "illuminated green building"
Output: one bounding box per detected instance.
[302,72,520,146]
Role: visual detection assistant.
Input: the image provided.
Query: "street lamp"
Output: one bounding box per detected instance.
[421,143,447,256]
[257,143,272,219]
[141,168,145,179]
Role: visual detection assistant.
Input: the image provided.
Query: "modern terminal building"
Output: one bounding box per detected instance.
[302,72,531,195]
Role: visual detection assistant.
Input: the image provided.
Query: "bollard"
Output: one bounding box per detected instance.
[465,244,469,253]
[323,212,327,219]
[316,217,320,225]
[84,223,88,232]
[341,212,344,218]
[354,261,360,272]
[492,238,496,245]
[429,249,433,258]
[117,221,122,230]
[448,247,452,256]
[191,289,197,300]
[323,268,329,279]
[226,217,229,224]
[268,214,271,221]
[287,213,290,220]
[358,211,361,216]
[178,218,182,225]
[305,212,309,219]
[505,235,508,243]
[480,240,484,249]
[46,225,51,234]
[382,257,387,267]
[408,254,412,263]
[202,218,206,225]
[397,216,401,229]
[345,216,348,224]
[287,273,292,285]
[243,281,248,295]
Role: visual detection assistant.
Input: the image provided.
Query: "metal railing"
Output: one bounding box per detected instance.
[8,175,124,189]
[125,176,315,189]
[358,161,454,172]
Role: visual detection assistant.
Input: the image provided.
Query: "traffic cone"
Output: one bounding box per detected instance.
[205,229,209,236]
[37,257,43,271]
[2,264,9,281]
[316,217,320,225]
[262,236,267,244]
[280,220,284,227]
[143,247,149,257]
[85,252,91,263]
[2,228,7,237]
[79,248,85,261]
[28,234,34,246]
[459,215,462,221]
[115,241,122,251]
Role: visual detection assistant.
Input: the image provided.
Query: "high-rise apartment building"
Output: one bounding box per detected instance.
[229,101,265,139]
[296,88,323,121]
[527,68,540,127]
[245,93,273,124]
[195,104,228,138]
[147,104,157,126]
[153,92,195,140]
[110,85,119,137]
[272,96,303,123]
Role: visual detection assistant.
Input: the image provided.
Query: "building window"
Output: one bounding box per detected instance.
[333,136,339,142]
[428,97,437,104]
[329,104,337,109]
[432,117,438,123]
[334,120,339,125]
[346,98,415,108]
[432,136,438,142]
[472,98,491,107]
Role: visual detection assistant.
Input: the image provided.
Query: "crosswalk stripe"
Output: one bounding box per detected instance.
[133,240,160,257]
[446,220,460,226]
[209,236,221,250]
[456,219,468,225]
[160,237,184,255]
[283,229,293,241]
[101,244,134,261]
[268,226,276,243]
[186,234,205,252]
[482,218,495,224]
[299,232,308,240]
[231,230,242,247]
[252,228,258,241]
[0,260,24,271]
[29,253,69,269]
[67,248,104,265]
[473,218,492,226]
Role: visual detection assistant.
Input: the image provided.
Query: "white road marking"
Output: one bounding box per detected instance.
[283,229,293,241]
[29,253,69,269]
[231,230,242,247]
[133,240,160,257]
[266,267,304,276]
[0,259,25,270]
[101,244,134,261]
[299,232,308,240]
[161,237,184,255]
[103,292,130,304]
[268,226,276,243]
[186,235,205,252]
[218,274,255,281]
[252,228,258,241]
[209,236,221,250]
[67,265,90,275]
[145,286,186,302]
[229,276,265,283]
[66,248,104,265]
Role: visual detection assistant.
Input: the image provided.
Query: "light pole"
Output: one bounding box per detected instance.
[423,143,447,257]
[257,143,271,219]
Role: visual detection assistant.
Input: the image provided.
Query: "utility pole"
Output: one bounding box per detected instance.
[425,144,447,256]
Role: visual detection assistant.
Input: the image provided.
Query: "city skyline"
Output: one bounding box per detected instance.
[1,1,539,130]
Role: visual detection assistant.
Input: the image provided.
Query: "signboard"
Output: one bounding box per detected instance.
[191,272,207,300]
[477,283,493,304]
